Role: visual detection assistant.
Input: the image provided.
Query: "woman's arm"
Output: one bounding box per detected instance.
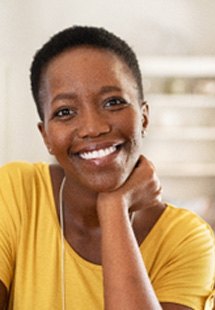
[97,156,162,309]
[0,280,8,310]
[98,205,193,310]
[97,156,192,310]
[98,200,162,309]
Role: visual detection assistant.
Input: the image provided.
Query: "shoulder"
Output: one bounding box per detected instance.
[144,204,215,269]
[0,161,53,235]
[163,204,214,244]
[0,161,48,175]
[146,205,215,308]
[0,161,51,212]
[0,161,49,184]
[157,205,215,276]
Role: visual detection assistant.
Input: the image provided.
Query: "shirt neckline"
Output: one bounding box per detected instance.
[46,163,171,269]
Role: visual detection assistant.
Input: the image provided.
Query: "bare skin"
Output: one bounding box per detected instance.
[0,47,192,309]
[48,158,192,310]
[50,159,192,310]
[0,158,193,309]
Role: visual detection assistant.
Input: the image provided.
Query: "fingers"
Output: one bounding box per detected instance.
[137,154,156,170]
[134,155,156,182]
[136,155,163,202]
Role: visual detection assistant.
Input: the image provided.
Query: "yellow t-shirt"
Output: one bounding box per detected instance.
[0,162,214,310]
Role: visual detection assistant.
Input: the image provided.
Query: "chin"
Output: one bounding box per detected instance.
[84,169,130,193]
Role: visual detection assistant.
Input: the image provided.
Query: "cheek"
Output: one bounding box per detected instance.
[122,111,142,141]
[128,114,143,155]
[46,125,71,153]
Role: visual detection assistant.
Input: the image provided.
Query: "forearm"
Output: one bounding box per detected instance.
[98,204,162,310]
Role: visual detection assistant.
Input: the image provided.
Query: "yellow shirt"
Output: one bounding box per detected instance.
[0,162,214,309]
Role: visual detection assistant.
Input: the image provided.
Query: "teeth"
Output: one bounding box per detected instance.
[79,146,117,160]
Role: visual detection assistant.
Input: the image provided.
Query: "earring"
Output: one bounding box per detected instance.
[141,129,147,138]
[48,147,53,154]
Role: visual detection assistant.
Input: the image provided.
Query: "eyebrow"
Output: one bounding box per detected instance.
[51,93,77,105]
[98,85,122,95]
[51,85,122,105]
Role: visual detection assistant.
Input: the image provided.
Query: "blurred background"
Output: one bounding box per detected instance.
[0,0,215,228]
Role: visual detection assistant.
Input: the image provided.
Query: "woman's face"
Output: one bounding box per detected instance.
[39,47,148,192]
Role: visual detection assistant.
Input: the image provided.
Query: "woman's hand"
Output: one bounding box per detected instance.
[97,155,162,215]
[96,155,163,310]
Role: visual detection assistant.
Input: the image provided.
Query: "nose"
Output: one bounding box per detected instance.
[77,109,111,138]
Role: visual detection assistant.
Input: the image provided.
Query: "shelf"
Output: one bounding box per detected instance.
[147,94,215,108]
[147,126,215,141]
[156,163,215,177]
[140,56,215,77]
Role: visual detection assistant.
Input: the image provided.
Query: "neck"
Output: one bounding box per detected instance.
[62,176,100,228]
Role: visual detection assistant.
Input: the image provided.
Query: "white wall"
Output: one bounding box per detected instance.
[1,0,215,164]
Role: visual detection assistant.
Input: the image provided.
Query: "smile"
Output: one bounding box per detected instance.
[79,145,117,160]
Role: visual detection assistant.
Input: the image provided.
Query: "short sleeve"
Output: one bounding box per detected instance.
[0,163,21,289]
[153,212,215,309]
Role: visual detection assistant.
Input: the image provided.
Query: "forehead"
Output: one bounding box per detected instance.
[42,46,137,90]
[38,47,141,112]
[46,46,131,72]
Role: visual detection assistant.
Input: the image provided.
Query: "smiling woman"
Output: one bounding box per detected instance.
[0,26,214,310]
[38,46,144,193]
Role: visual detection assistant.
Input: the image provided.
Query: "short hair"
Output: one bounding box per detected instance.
[30,25,144,120]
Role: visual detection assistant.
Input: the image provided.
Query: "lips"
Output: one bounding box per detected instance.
[79,145,117,160]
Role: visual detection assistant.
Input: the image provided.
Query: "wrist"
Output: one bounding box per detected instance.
[97,195,129,225]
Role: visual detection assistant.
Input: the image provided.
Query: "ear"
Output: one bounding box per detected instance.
[141,101,149,137]
[37,122,53,155]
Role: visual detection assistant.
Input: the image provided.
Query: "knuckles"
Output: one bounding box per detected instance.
[97,155,162,212]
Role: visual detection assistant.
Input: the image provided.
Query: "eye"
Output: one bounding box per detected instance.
[104,97,129,109]
[54,107,76,119]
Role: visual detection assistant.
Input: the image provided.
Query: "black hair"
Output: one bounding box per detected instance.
[30,25,143,120]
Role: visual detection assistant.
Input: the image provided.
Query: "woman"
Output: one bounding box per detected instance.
[0,26,214,309]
